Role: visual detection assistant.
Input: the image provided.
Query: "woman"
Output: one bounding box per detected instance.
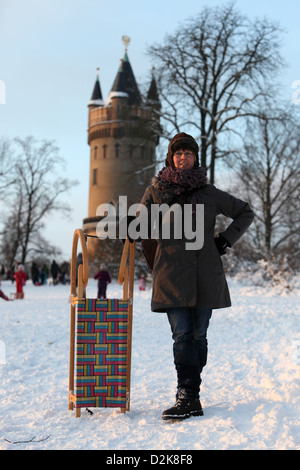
[140,132,254,420]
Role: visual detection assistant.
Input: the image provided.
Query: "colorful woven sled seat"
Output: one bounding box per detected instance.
[75,298,128,409]
[68,229,135,417]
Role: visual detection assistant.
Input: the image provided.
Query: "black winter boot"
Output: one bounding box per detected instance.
[162,398,204,420]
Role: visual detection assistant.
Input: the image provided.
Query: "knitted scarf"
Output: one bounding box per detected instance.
[152,166,208,211]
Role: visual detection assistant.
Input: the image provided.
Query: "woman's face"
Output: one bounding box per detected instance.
[173,149,195,170]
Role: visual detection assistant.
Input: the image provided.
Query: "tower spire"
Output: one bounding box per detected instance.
[106,37,141,106]
[147,67,160,108]
[89,67,104,107]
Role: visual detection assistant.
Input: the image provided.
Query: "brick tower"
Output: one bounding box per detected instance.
[83,37,160,260]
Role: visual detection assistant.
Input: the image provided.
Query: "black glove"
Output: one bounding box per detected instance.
[214,235,230,256]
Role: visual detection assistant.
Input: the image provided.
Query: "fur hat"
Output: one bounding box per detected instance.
[165,132,199,168]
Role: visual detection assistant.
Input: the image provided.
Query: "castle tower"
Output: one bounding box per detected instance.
[83,38,160,259]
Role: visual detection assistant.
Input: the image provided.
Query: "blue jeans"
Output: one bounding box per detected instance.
[166,307,212,400]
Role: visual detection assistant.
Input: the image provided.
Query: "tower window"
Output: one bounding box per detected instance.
[115,143,120,158]
[94,146,98,160]
[92,168,97,185]
[138,170,145,185]
[103,144,107,159]
[140,145,145,159]
[129,144,134,158]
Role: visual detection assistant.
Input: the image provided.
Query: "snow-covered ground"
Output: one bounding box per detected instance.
[0,277,299,450]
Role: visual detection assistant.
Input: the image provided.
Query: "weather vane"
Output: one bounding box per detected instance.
[122,35,131,51]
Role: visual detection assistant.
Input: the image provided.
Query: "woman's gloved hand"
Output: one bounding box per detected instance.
[214,235,230,255]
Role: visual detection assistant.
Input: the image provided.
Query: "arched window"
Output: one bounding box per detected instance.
[138,170,145,185]
[129,144,134,158]
[92,169,97,185]
[140,145,145,159]
[115,143,120,158]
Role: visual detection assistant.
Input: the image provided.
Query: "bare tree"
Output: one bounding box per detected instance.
[148,2,284,182]
[0,136,78,265]
[0,139,17,197]
[1,199,23,268]
[232,106,300,266]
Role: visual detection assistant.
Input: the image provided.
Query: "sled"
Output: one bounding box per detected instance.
[68,229,135,417]
[10,292,24,300]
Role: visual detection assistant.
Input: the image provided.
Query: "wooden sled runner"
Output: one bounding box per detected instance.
[68,229,135,417]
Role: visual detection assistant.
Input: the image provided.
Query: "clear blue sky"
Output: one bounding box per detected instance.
[0,0,299,259]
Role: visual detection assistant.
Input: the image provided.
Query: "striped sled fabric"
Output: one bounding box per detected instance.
[74,298,129,409]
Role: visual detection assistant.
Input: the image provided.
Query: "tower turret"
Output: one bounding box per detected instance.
[89,68,104,107]
[147,68,160,109]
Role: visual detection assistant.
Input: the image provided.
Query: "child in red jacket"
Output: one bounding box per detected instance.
[14,264,27,299]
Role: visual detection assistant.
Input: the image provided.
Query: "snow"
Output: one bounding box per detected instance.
[0,277,299,450]
[105,91,129,106]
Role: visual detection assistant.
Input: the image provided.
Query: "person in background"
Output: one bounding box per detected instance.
[0,277,10,301]
[42,264,49,284]
[138,274,146,291]
[51,260,60,285]
[31,261,40,285]
[13,264,27,299]
[0,289,10,301]
[94,264,111,299]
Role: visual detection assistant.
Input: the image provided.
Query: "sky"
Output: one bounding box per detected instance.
[0,0,300,260]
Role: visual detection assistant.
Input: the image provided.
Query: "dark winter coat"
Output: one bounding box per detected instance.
[94,270,111,288]
[140,183,254,312]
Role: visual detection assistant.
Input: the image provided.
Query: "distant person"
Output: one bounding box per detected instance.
[13,264,27,299]
[0,279,10,301]
[42,264,49,284]
[40,267,45,285]
[138,274,146,291]
[0,289,10,301]
[94,264,111,299]
[60,261,70,285]
[31,262,40,285]
[51,260,60,285]
[6,268,13,282]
